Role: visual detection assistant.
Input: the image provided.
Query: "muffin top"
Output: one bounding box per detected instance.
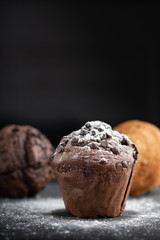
[53,121,138,171]
[0,124,55,174]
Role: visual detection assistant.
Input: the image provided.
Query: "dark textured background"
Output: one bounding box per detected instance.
[0,1,160,147]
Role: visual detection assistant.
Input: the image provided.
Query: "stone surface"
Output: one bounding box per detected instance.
[0,180,160,240]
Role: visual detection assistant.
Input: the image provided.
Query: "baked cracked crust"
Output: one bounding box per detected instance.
[0,125,55,197]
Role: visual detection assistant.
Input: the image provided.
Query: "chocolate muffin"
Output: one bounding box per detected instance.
[0,124,55,198]
[52,121,138,218]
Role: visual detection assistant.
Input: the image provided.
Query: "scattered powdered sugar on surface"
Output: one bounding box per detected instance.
[0,183,160,240]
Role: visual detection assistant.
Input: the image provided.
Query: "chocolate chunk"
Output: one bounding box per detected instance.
[34,139,48,150]
[57,145,64,153]
[101,133,111,140]
[89,142,99,149]
[99,158,106,165]
[116,163,122,171]
[78,140,86,146]
[122,161,128,168]
[80,129,87,136]
[29,130,39,137]
[34,138,41,145]
[101,140,108,148]
[112,147,120,155]
[121,137,129,146]
[106,133,111,138]
[2,153,8,161]
[101,134,107,140]
[12,126,19,132]
[61,138,69,147]
[37,161,41,168]
[72,137,77,143]
[92,130,96,136]
[0,145,7,153]
[133,151,138,160]
[132,144,138,160]
[85,122,91,128]
[71,138,78,145]
[41,143,47,149]
[63,138,69,144]
[98,127,103,132]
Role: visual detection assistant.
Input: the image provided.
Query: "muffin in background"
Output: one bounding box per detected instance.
[0,124,55,198]
[114,120,160,196]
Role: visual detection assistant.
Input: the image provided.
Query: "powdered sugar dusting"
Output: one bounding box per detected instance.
[1,185,160,240]
[70,121,118,143]
[53,121,138,164]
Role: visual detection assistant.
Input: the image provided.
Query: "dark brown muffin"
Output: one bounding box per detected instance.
[52,121,138,218]
[0,124,55,197]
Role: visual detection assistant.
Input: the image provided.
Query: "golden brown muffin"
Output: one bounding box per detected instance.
[114,120,160,196]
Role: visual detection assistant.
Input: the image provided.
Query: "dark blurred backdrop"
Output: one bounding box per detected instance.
[0,1,160,147]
